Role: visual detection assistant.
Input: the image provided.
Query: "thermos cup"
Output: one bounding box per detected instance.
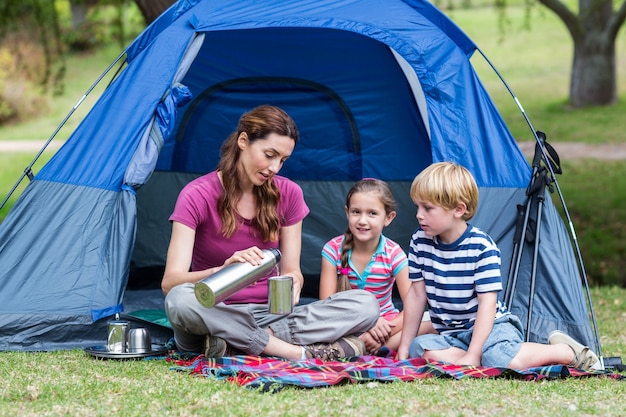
[194,248,281,307]
[268,276,293,315]
[127,328,152,353]
[107,320,130,353]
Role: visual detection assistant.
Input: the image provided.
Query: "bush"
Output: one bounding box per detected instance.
[0,41,50,125]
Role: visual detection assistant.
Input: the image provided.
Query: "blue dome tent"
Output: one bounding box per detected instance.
[0,0,597,355]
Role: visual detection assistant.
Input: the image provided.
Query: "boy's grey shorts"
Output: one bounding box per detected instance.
[408,314,524,368]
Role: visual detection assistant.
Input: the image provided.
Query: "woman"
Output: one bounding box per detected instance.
[162,105,379,360]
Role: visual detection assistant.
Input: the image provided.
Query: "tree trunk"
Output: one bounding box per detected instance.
[570,33,617,107]
[134,0,176,25]
[568,0,617,107]
[69,0,100,28]
[537,0,626,108]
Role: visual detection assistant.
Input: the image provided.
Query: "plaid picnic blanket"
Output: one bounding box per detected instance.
[167,350,625,393]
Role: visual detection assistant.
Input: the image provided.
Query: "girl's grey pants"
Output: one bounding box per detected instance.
[164,283,380,355]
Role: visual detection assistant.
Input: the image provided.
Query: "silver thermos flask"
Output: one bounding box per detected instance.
[194,248,281,307]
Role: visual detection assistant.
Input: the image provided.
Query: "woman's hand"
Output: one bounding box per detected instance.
[225,246,266,267]
[278,222,305,306]
[290,275,302,305]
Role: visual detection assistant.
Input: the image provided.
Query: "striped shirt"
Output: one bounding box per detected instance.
[322,234,407,318]
[408,224,509,333]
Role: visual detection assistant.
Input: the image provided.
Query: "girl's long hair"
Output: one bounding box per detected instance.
[216,105,299,241]
[340,179,396,276]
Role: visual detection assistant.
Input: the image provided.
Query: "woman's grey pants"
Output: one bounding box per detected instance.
[164,283,380,355]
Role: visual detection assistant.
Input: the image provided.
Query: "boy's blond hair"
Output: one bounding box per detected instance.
[410,162,478,221]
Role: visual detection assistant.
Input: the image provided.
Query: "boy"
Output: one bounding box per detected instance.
[396,162,598,370]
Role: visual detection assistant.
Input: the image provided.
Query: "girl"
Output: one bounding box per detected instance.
[319,179,433,354]
[162,105,379,361]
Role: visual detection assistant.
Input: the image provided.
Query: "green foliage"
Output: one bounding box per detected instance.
[0,0,65,92]
[0,42,117,140]
[0,1,65,123]
[62,1,145,51]
[0,1,143,125]
[0,43,51,124]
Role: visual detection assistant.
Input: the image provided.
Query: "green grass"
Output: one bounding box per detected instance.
[554,160,626,286]
[1,285,624,417]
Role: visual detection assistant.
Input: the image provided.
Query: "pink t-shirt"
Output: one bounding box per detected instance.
[321,234,407,319]
[170,171,309,303]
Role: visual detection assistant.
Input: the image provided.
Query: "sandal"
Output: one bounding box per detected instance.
[548,330,599,370]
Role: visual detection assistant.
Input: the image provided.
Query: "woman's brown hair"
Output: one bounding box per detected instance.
[216,105,299,241]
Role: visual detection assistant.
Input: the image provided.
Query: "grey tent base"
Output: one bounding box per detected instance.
[0,289,172,351]
[0,170,595,350]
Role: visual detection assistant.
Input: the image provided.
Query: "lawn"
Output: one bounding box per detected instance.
[1,284,624,417]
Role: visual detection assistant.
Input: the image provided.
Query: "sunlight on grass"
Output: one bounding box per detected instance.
[554,160,626,286]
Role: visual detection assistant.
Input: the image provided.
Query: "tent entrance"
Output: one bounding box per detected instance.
[155,27,432,181]
[172,76,363,179]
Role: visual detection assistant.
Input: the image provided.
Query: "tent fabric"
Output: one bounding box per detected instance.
[0,0,594,351]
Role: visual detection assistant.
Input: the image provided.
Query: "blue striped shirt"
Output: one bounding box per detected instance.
[408,224,509,333]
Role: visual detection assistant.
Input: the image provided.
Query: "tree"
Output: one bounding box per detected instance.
[69,0,101,29]
[67,1,175,48]
[0,1,65,94]
[67,0,175,28]
[537,0,626,107]
[62,0,626,108]
[134,0,176,24]
[2,0,625,108]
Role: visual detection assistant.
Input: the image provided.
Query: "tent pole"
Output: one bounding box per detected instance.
[0,51,128,211]
[524,165,552,341]
[475,49,604,365]
[504,135,544,310]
